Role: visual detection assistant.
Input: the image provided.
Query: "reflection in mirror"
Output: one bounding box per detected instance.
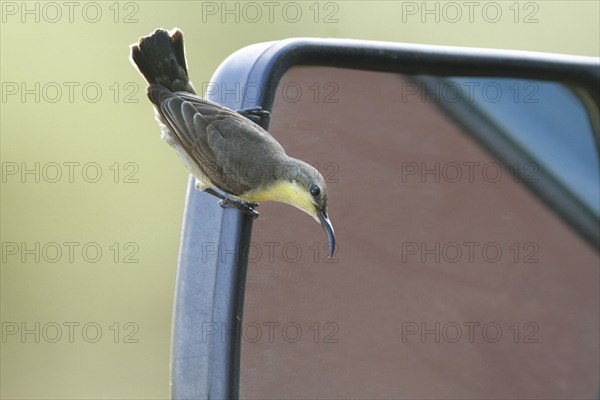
[418,76,599,216]
[408,74,599,247]
[240,67,599,399]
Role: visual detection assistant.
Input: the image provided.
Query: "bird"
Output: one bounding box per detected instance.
[130,28,336,257]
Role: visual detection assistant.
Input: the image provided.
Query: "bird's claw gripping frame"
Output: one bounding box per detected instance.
[202,186,260,219]
[236,107,271,125]
[218,198,260,219]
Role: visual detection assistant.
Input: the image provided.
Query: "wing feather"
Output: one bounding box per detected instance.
[147,84,285,195]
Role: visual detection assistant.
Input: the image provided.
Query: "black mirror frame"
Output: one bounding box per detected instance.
[170,38,600,400]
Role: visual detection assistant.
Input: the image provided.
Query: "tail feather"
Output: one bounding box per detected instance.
[130,28,196,94]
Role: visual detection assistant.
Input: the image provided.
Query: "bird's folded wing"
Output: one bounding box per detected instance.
[147,84,283,195]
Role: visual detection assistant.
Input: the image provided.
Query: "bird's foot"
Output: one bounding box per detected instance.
[219,198,260,220]
[236,107,270,124]
[203,186,260,219]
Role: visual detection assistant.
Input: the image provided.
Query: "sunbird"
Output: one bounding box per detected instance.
[130,28,336,257]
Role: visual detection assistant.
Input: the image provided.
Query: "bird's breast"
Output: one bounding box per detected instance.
[239,180,318,222]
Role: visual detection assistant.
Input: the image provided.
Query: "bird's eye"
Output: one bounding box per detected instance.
[309,184,321,198]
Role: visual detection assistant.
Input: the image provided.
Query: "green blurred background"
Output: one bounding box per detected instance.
[1,1,598,398]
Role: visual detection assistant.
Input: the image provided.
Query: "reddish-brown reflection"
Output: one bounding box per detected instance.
[240,67,599,399]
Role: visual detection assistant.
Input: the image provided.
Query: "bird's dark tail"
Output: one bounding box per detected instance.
[130,28,196,94]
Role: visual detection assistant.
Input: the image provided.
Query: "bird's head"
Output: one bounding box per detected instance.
[248,158,336,257]
[287,162,336,258]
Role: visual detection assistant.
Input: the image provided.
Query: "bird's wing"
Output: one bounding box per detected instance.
[148,84,285,195]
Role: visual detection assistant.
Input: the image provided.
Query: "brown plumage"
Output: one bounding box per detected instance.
[130,28,336,256]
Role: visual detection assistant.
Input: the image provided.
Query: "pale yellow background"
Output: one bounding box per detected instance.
[1,1,598,399]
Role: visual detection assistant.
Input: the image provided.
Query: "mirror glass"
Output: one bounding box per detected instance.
[239,66,599,399]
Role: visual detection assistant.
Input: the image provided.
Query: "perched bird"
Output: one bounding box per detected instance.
[130,28,335,256]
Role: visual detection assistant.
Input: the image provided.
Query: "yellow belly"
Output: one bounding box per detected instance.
[238,181,318,222]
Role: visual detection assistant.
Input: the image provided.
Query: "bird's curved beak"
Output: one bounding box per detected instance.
[318,208,336,258]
